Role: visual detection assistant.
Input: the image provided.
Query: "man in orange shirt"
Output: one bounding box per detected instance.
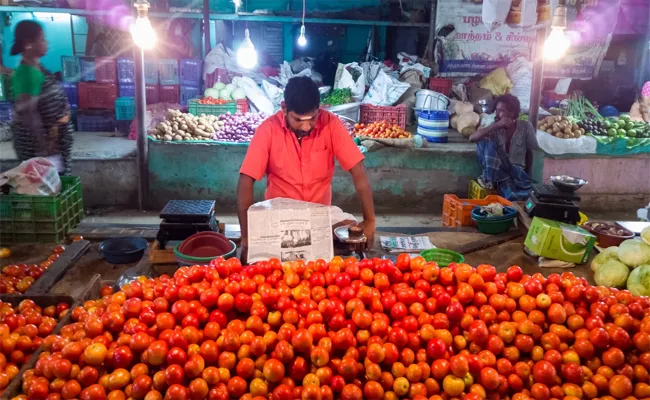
[238,77,376,260]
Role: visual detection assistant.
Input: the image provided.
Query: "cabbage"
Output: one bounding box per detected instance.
[219,90,231,100]
[594,259,629,288]
[617,239,650,268]
[225,83,235,93]
[591,246,619,272]
[213,82,226,90]
[204,88,219,98]
[231,88,247,100]
[642,226,650,246]
[627,264,650,296]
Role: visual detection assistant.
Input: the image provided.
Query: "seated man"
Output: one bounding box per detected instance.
[469,94,539,201]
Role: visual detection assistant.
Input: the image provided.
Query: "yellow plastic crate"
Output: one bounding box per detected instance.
[468,179,497,200]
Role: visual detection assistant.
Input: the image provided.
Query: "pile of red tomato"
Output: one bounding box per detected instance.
[196,98,233,105]
[0,245,66,294]
[9,255,650,400]
[0,299,71,390]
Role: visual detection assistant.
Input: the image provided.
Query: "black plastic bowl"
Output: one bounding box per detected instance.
[100,237,148,264]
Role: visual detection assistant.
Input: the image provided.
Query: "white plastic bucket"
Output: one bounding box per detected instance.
[415,89,450,111]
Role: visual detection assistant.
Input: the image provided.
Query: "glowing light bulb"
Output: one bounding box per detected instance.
[237,29,258,69]
[131,16,157,50]
[544,28,570,61]
[298,25,307,47]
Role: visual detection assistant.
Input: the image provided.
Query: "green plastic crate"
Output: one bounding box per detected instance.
[0,177,83,244]
[188,100,237,117]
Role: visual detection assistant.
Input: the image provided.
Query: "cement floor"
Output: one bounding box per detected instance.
[0,132,136,161]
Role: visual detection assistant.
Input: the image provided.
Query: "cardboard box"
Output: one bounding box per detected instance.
[524,217,596,264]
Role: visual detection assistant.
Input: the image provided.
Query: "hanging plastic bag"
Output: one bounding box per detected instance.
[362,69,411,106]
[482,0,512,31]
[261,80,284,111]
[334,63,366,103]
[0,157,62,195]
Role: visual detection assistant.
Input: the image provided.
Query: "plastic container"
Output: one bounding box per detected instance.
[236,99,249,113]
[60,82,78,108]
[119,84,135,98]
[145,60,159,84]
[160,85,180,104]
[180,85,201,106]
[174,241,236,265]
[76,110,115,132]
[78,82,118,109]
[61,55,81,83]
[115,97,135,121]
[420,248,464,267]
[158,59,179,85]
[100,237,147,264]
[468,179,497,200]
[179,232,234,258]
[146,85,160,105]
[117,58,135,84]
[94,57,117,83]
[327,102,361,122]
[79,57,96,82]
[180,59,202,86]
[0,102,12,122]
[0,176,83,244]
[417,110,449,143]
[188,99,237,117]
[471,206,518,221]
[442,194,512,227]
[429,77,453,96]
[582,222,635,248]
[360,104,407,129]
[472,214,516,234]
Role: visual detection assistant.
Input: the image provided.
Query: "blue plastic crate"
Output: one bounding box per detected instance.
[79,57,96,82]
[76,111,115,132]
[158,59,179,85]
[119,84,135,98]
[115,97,135,121]
[145,61,159,85]
[180,59,201,86]
[0,102,12,122]
[117,58,135,84]
[61,56,81,83]
[60,82,78,108]
[180,85,200,106]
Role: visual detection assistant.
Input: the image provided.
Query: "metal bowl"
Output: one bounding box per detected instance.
[550,175,587,192]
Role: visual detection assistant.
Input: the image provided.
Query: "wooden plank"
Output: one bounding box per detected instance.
[448,229,523,255]
[149,241,176,265]
[25,240,90,295]
[70,226,158,240]
[513,202,532,231]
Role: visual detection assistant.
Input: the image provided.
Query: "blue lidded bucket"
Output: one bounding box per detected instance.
[417,110,449,143]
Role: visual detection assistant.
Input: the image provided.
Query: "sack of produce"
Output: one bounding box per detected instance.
[362,69,410,106]
[334,63,366,103]
[479,67,513,96]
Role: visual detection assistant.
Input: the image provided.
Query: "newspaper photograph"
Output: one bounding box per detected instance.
[380,235,435,253]
[247,198,334,264]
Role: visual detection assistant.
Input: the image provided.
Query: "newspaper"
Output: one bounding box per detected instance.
[380,236,435,253]
[247,198,334,264]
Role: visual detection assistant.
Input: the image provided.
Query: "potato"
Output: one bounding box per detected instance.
[545,116,555,125]
[163,134,172,141]
[556,133,565,138]
[173,135,182,141]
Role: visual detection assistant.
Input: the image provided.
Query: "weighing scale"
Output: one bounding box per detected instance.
[157,200,219,249]
[524,184,581,224]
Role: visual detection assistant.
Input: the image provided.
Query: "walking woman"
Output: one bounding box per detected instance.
[10,20,73,175]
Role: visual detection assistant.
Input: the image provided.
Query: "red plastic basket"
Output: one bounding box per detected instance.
[359,104,407,129]
[146,85,160,105]
[236,99,249,113]
[95,57,117,84]
[429,77,453,96]
[78,83,117,110]
[160,85,180,104]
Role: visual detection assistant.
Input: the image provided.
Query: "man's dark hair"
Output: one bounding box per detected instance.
[11,20,43,56]
[494,93,521,117]
[284,76,320,114]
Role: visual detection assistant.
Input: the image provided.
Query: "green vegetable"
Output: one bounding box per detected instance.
[566,95,602,120]
[627,264,650,296]
[591,246,619,272]
[594,259,629,288]
[642,226,650,246]
[618,239,650,268]
[322,89,352,107]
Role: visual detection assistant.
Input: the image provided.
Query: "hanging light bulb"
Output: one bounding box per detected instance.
[298,25,307,47]
[237,28,258,69]
[131,0,157,50]
[543,2,570,61]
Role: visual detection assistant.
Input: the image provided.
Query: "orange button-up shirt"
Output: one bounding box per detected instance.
[240,110,364,206]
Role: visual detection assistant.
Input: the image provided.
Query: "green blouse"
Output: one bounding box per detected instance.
[11,64,45,98]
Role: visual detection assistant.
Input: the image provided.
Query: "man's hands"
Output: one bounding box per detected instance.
[494,117,514,130]
[358,219,376,250]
